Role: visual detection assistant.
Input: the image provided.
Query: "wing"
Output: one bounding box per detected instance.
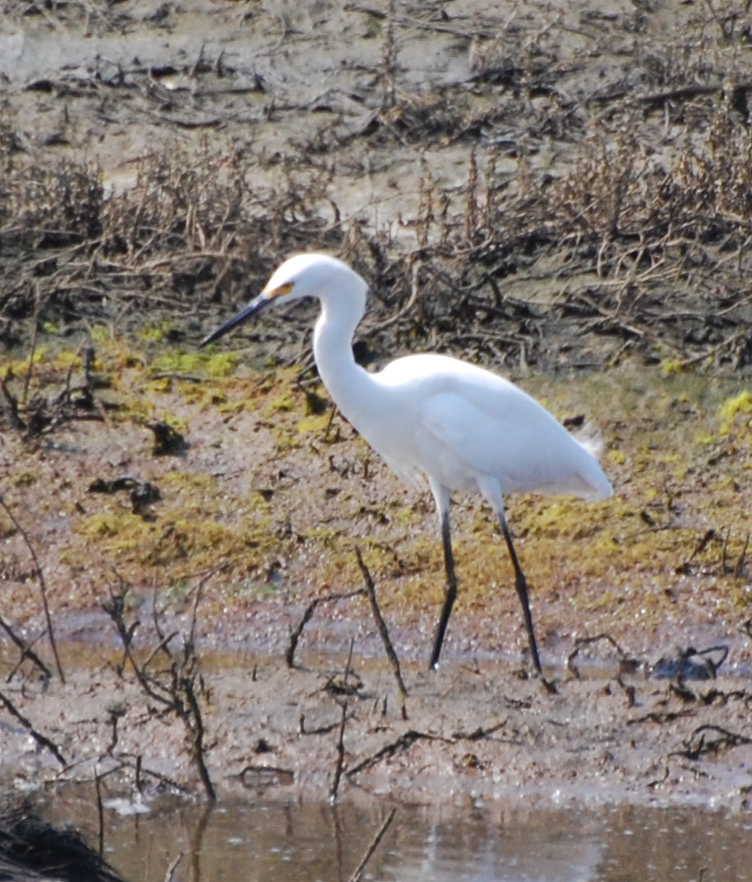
[377,354,609,498]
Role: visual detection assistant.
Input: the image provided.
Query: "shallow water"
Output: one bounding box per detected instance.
[49,795,752,882]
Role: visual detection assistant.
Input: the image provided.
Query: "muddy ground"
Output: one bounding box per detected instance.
[1,0,752,812]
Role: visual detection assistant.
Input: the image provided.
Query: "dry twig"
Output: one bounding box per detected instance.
[354,546,408,718]
[0,688,67,767]
[347,808,397,882]
[0,496,64,683]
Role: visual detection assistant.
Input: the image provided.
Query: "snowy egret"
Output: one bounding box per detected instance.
[200,253,612,673]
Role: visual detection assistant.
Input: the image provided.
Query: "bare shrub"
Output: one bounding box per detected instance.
[0,161,103,247]
[0,143,344,322]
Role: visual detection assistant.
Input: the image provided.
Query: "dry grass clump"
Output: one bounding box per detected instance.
[2,0,752,370]
[0,143,343,331]
[551,109,752,245]
[2,100,751,372]
[354,101,752,372]
[290,1,752,371]
[100,149,250,259]
[0,160,104,247]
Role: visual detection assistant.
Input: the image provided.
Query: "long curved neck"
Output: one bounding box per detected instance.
[312,288,374,427]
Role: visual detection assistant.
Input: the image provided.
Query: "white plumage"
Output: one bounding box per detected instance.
[201,253,613,673]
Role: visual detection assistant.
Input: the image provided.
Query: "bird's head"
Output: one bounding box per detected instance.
[199,252,362,348]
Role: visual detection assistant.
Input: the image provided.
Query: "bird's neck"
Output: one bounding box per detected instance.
[312,293,374,426]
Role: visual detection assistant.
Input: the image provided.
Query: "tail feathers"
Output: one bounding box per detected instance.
[574,425,604,460]
[574,426,613,501]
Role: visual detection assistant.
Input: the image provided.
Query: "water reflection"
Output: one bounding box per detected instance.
[46,795,752,882]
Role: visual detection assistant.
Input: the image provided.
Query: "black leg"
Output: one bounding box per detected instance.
[498,511,543,675]
[429,508,457,670]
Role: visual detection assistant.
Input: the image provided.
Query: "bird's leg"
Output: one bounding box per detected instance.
[429,508,457,670]
[498,510,543,675]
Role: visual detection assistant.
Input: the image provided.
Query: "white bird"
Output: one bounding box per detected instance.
[200,253,613,674]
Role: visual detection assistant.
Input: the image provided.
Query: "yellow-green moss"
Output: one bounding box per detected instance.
[266,390,296,413]
[137,321,178,345]
[719,390,752,434]
[659,358,686,374]
[295,413,332,435]
[0,349,47,379]
[148,350,241,379]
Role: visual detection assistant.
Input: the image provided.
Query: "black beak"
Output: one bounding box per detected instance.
[198,293,271,348]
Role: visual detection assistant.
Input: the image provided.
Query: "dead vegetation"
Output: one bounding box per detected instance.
[3,105,752,372]
[1,0,752,371]
[0,797,127,882]
[101,571,218,801]
[0,143,341,345]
